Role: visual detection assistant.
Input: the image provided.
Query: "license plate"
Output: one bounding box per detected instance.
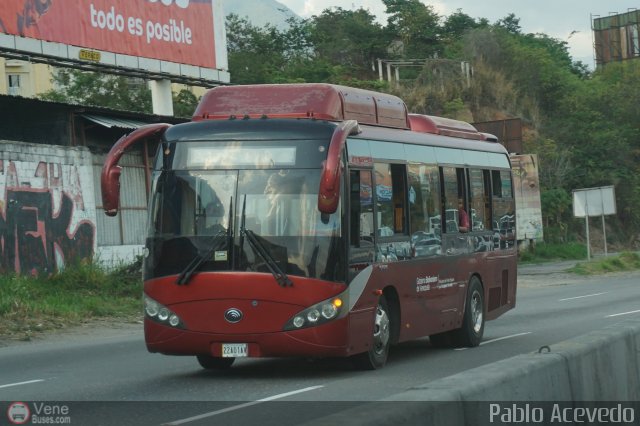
[222,343,248,358]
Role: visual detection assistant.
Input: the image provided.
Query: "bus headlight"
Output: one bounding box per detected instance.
[144,294,185,329]
[283,291,348,331]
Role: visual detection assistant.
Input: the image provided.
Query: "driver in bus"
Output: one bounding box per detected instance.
[200,196,226,235]
[264,170,294,235]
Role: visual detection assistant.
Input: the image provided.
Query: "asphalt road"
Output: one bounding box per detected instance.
[1,265,639,425]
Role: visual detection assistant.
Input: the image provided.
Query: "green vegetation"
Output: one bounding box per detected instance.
[0,260,143,340]
[568,252,640,275]
[518,243,588,264]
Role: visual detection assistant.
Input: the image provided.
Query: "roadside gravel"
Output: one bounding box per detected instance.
[518,261,640,288]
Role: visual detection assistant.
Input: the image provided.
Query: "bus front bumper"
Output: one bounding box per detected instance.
[144,316,351,358]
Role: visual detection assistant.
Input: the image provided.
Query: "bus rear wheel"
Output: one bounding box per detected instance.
[197,355,235,370]
[352,295,391,370]
[451,276,485,347]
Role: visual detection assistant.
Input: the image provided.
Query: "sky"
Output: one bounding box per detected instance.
[277,0,640,68]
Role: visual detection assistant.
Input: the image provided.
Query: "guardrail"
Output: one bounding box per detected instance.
[303,317,640,425]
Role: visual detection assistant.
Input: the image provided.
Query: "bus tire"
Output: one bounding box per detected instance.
[451,276,485,347]
[197,355,235,369]
[351,295,391,370]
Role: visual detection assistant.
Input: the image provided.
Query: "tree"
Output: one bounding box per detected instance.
[548,61,640,230]
[41,69,152,113]
[441,9,486,42]
[309,7,387,81]
[540,188,572,242]
[40,69,202,117]
[382,0,441,58]
[173,89,199,119]
[226,14,291,84]
[494,13,521,35]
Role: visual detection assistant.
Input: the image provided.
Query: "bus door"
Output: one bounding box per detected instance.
[441,167,472,256]
[348,169,375,281]
[438,167,472,314]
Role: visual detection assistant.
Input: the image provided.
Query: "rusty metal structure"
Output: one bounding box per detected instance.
[472,118,523,154]
[593,9,640,66]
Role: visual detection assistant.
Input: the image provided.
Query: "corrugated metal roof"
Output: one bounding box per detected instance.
[82,114,150,129]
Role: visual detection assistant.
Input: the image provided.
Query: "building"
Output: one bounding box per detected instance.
[0,58,54,98]
[0,58,207,104]
[0,94,186,274]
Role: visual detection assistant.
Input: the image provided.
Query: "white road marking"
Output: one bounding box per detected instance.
[454,332,532,351]
[606,309,640,318]
[0,379,45,389]
[163,385,324,425]
[559,292,607,301]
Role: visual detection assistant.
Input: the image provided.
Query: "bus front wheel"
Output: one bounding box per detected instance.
[197,355,235,370]
[352,295,391,370]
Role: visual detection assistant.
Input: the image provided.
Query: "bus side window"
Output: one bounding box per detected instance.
[492,170,516,250]
[469,168,490,231]
[441,167,461,233]
[349,170,375,279]
[408,164,442,257]
[373,163,407,237]
[391,164,407,234]
[350,169,375,244]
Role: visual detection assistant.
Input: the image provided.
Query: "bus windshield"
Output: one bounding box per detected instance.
[146,167,344,282]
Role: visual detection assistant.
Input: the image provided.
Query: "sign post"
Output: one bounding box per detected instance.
[573,186,616,261]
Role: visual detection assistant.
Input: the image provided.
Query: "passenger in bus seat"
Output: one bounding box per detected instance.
[458,199,470,233]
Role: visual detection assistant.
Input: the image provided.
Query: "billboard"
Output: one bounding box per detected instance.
[573,186,616,217]
[0,0,226,75]
[511,154,543,241]
[593,10,640,66]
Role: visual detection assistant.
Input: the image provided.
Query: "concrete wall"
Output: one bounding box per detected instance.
[0,138,160,273]
[303,317,640,426]
[94,244,146,269]
[0,141,97,274]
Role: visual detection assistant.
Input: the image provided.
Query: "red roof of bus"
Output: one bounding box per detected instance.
[193,83,410,129]
[193,83,494,142]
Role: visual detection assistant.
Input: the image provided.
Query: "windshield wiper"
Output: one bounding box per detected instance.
[239,195,293,287]
[176,230,226,285]
[176,196,234,286]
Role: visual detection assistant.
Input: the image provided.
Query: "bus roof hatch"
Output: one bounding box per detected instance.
[408,114,488,141]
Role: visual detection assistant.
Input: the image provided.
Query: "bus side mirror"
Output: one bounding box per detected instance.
[102,166,122,216]
[101,123,171,216]
[318,120,360,214]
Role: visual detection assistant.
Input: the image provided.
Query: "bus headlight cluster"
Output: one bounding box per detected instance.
[144,294,184,328]
[283,292,347,331]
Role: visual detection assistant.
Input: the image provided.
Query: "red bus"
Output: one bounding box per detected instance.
[101,83,517,370]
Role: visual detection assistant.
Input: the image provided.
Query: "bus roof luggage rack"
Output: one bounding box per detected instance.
[408,114,488,141]
[193,83,410,129]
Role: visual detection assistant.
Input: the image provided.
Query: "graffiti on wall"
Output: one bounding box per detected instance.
[511,154,544,241]
[0,159,95,275]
